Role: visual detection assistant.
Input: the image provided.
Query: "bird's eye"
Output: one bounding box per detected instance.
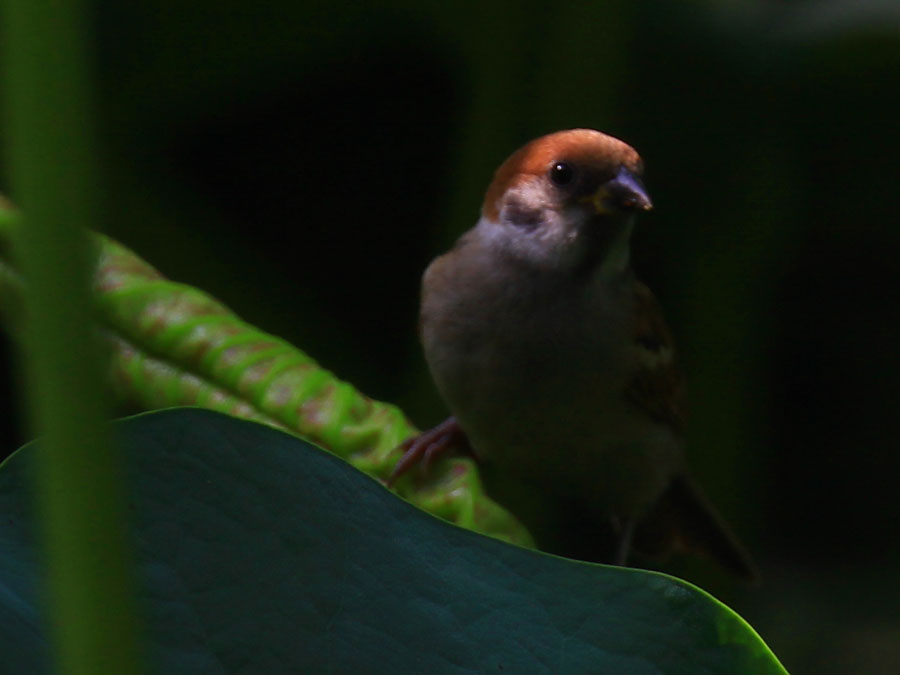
[549,161,575,187]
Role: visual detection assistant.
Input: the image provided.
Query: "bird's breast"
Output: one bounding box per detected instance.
[421,246,681,517]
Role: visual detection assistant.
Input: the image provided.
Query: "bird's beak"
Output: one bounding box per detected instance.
[586,167,653,215]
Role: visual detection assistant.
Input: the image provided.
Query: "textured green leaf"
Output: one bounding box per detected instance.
[0,202,532,548]
[0,408,787,674]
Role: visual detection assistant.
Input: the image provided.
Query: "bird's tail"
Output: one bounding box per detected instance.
[636,473,760,583]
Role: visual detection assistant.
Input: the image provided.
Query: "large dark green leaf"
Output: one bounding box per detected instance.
[0,408,786,673]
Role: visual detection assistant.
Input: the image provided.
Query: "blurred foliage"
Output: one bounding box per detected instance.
[0,0,144,671]
[0,1,898,673]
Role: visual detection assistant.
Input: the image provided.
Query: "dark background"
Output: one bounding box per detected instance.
[2,1,899,672]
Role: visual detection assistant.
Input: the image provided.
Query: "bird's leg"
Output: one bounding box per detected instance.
[613,517,636,566]
[387,416,470,486]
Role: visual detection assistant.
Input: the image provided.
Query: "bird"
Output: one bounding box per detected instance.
[391,129,757,581]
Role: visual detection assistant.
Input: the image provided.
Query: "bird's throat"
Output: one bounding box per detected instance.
[573,218,634,283]
[598,219,634,279]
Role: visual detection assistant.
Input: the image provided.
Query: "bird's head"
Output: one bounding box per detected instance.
[479,129,652,277]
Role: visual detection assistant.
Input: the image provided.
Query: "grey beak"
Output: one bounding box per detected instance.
[607,166,653,212]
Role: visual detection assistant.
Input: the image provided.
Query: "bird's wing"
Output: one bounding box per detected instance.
[625,279,687,434]
[626,281,759,581]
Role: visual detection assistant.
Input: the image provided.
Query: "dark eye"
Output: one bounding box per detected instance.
[549,161,575,187]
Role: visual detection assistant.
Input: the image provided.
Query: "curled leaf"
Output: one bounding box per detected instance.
[0,204,533,547]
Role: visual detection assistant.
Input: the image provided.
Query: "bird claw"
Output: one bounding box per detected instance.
[387,416,469,486]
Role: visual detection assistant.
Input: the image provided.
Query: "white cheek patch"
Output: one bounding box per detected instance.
[499,179,550,226]
[506,178,547,205]
[477,178,577,268]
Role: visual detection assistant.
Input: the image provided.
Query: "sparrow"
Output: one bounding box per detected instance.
[392,129,757,580]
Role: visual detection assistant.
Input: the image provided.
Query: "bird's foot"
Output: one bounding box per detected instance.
[387,416,470,486]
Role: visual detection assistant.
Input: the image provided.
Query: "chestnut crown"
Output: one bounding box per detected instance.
[482,129,647,223]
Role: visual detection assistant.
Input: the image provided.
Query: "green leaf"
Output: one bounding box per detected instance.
[0,408,787,674]
[0,202,533,549]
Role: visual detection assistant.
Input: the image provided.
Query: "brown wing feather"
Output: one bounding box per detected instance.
[627,282,760,580]
[625,280,687,434]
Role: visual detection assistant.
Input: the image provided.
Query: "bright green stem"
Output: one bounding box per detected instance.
[0,2,144,674]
